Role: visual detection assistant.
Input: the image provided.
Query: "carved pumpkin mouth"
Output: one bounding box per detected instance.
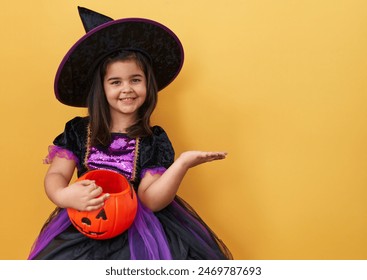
[71,219,107,236]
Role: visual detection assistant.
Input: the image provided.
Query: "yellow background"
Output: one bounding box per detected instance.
[1,0,367,259]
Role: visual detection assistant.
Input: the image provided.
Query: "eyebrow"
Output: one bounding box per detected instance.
[106,74,144,81]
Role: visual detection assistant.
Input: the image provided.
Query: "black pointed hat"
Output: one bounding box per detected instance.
[55,7,184,107]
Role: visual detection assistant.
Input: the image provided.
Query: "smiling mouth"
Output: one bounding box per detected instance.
[72,219,107,236]
[119,97,136,101]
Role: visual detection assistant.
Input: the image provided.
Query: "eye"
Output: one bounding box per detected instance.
[96,208,107,220]
[131,78,141,84]
[111,80,121,85]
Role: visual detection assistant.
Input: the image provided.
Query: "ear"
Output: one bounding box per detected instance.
[78,6,113,33]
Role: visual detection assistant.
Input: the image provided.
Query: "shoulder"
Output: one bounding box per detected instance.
[139,126,175,165]
[64,116,89,130]
[141,126,172,147]
[53,116,89,145]
[151,125,169,138]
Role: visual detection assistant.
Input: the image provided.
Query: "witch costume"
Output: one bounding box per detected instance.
[28,7,232,260]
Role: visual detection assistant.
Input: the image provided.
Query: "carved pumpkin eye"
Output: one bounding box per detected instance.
[96,208,107,220]
[81,217,91,226]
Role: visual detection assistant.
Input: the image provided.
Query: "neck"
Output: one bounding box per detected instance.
[110,114,137,133]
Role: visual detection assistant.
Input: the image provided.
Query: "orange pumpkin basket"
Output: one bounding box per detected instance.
[67,170,137,239]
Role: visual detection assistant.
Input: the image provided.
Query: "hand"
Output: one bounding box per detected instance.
[177,151,228,169]
[57,180,110,211]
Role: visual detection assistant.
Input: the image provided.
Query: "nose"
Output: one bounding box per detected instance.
[121,85,133,93]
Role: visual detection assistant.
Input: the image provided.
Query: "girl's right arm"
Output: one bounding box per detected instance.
[44,156,109,211]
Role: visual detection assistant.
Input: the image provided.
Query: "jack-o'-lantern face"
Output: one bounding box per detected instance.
[67,170,137,240]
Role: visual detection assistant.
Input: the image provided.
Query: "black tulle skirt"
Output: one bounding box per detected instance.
[29,196,232,260]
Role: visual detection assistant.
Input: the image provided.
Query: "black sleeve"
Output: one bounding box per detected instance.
[138,126,175,172]
[52,116,89,166]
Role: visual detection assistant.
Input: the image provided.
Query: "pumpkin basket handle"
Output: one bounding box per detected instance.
[128,182,135,200]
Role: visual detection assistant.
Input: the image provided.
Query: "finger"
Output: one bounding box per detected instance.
[206,151,226,156]
[101,193,110,201]
[88,194,110,207]
[215,152,227,159]
[206,152,227,161]
[90,185,103,195]
[79,179,96,186]
[85,203,104,212]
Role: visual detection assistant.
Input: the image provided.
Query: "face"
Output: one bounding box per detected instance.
[103,59,147,121]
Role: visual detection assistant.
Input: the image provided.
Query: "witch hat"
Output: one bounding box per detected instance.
[54,7,184,107]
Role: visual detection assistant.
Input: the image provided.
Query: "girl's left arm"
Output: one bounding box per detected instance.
[137,151,227,212]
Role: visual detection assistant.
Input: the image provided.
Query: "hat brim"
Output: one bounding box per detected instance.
[55,18,184,107]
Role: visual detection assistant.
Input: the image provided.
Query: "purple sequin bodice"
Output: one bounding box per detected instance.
[87,134,137,181]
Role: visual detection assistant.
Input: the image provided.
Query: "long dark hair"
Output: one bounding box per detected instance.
[87,50,158,146]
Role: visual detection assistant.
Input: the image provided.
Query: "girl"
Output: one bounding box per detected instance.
[29,7,232,260]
